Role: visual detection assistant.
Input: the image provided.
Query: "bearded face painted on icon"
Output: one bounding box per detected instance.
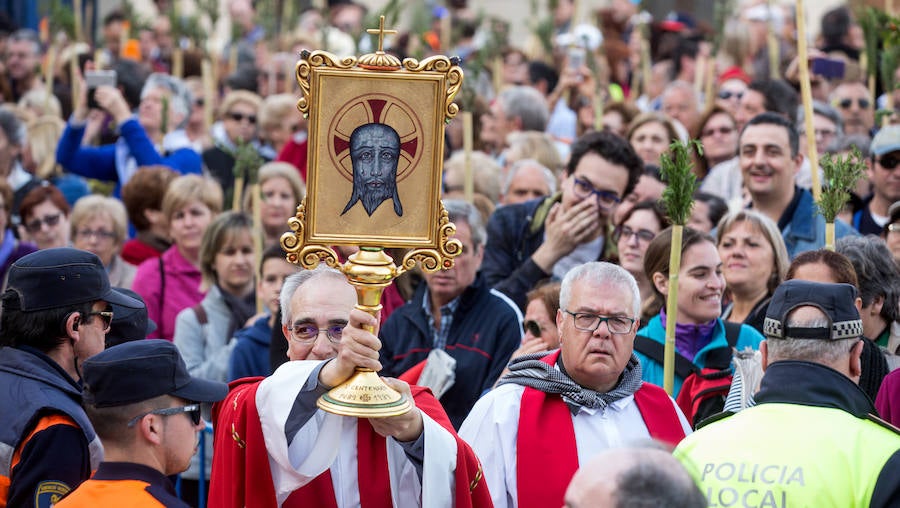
[342,123,403,217]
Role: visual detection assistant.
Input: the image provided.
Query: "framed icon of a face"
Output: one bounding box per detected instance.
[287,49,462,254]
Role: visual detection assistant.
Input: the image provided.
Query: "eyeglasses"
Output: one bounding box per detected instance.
[86,311,114,332]
[877,156,900,170]
[701,126,735,138]
[127,404,202,427]
[888,223,900,233]
[717,90,743,100]
[564,310,635,334]
[227,112,257,124]
[24,213,62,233]
[613,225,656,244]
[76,229,117,241]
[289,322,346,344]
[571,177,621,208]
[836,98,871,110]
[523,320,543,338]
[194,98,205,107]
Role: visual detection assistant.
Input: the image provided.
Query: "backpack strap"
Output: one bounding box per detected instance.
[193,302,209,325]
[528,194,560,235]
[633,335,698,379]
[158,256,166,337]
[704,322,742,370]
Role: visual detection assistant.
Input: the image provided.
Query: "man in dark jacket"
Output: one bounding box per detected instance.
[0,248,143,507]
[380,200,523,428]
[481,130,643,310]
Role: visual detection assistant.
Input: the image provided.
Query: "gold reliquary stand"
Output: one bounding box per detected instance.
[281,16,464,418]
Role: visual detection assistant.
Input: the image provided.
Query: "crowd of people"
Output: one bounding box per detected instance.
[1,0,900,506]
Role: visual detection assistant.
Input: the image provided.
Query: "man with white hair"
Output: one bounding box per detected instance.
[501,159,557,205]
[209,266,490,507]
[461,261,690,508]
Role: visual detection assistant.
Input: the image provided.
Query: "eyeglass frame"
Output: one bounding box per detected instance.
[564,310,636,335]
[835,98,871,110]
[85,310,114,332]
[523,319,544,338]
[874,154,900,171]
[23,213,63,233]
[226,111,257,124]
[288,321,347,344]
[613,225,657,244]
[570,177,622,208]
[717,90,743,101]
[127,404,202,427]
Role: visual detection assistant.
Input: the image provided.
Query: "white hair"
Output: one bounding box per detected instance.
[560,262,641,318]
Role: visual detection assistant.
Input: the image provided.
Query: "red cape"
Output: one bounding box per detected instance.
[209,376,493,508]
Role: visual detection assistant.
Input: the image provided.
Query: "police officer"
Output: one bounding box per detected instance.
[55,339,227,507]
[0,248,143,507]
[674,280,900,507]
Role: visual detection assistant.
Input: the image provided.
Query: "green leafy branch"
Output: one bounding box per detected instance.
[660,140,702,225]
[43,0,75,41]
[816,147,866,223]
[232,140,265,184]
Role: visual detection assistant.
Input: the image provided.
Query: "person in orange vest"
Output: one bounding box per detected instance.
[0,248,143,508]
[55,339,227,507]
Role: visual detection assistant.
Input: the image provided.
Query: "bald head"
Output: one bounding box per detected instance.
[564,446,705,508]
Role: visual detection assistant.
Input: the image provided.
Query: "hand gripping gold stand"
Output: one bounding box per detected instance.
[281,17,464,418]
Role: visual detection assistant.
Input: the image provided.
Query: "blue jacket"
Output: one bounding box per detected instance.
[781,188,857,258]
[0,346,103,506]
[379,273,523,428]
[56,118,202,195]
[635,315,764,397]
[228,315,273,382]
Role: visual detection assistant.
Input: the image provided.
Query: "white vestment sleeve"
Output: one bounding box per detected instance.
[257,360,343,505]
[386,410,458,508]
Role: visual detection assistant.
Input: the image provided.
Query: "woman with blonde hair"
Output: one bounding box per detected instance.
[717,210,790,334]
[70,195,136,287]
[22,115,89,206]
[133,174,223,341]
[243,161,305,248]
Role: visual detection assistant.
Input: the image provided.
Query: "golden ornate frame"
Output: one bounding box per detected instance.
[281,47,464,275]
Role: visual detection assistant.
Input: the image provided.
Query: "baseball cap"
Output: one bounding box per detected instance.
[871,125,900,157]
[5,248,142,312]
[106,288,157,348]
[764,280,863,340]
[82,339,228,408]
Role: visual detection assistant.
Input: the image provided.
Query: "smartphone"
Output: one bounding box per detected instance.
[85,70,117,109]
[567,46,586,83]
[811,57,845,80]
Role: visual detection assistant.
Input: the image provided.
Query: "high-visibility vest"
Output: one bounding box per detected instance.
[674,403,900,507]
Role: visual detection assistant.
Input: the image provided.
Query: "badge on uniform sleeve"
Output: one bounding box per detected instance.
[35,480,70,508]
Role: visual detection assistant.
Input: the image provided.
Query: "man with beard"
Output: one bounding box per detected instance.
[739,112,855,257]
[342,122,403,216]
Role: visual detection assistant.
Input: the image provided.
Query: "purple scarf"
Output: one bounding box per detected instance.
[660,309,718,361]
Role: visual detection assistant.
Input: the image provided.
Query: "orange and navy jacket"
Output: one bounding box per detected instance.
[54,462,189,507]
[0,346,102,508]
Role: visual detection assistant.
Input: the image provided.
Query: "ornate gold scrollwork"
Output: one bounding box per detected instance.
[398,204,462,275]
[401,56,463,122]
[280,201,339,270]
[295,50,358,116]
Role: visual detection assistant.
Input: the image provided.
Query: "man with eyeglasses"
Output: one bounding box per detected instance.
[674,280,900,507]
[853,125,900,235]
[483,130,644,311]
[208,265,491,508]
[829,81,875,137]
[0,248,143,507]
[54,340,227,507]
[460,262,690,508]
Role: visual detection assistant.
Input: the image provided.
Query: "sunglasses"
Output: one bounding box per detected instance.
[717,90,743,100]
[836,98,871,109]
[701,126,735,137]
[877,156,900,170]
[227,112,257,124]
[24,213,62,233]
[524,320,543,338]
[86,310,114,332]
[127,404,202,427]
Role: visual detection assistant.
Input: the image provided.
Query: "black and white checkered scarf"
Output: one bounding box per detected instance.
[498,351,644,414]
